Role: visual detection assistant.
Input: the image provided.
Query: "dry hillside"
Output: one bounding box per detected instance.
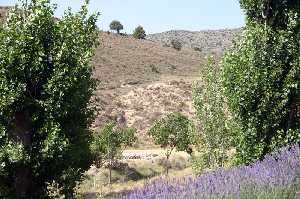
[0,5,239,147]
[92,33,206,146]
[0,6,9,23]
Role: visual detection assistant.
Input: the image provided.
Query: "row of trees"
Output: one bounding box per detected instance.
[0,1,192,198]
[1,0,299,198]
[109,20,146,39]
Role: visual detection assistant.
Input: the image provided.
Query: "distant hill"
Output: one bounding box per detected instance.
[0,6,10,23]
[147,28,242,56]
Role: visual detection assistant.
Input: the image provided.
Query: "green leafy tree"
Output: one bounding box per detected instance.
[148,113,196,175]
[90,122,136,184]
[133,25,146,39]
[192,57,240,172]
[0,0,99,198]
[109,20,123,34]
[221,0,300,164]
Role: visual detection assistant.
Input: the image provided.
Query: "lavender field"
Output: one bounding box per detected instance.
[115,145,300,199]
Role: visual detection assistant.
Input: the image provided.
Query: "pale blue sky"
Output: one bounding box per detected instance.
[0,0,245,34]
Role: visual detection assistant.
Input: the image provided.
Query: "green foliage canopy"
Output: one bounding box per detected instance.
[109,20,123,34]
[90,122,136,162]
[148,112,196,174]
[240,0,300,28]
[0,0,99,198]
[90,122,136,183]
[193,57,240,171]
[149,113,196,154]
[133,25,146,39]
[221,1,300,164]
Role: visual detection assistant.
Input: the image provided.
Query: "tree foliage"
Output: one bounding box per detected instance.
[0,0,99,198]
[192,57,240,172]
[221,0,300,164]
[109,20,123,34]
[148,112,196,175]
[90,122,136,184]
[133,25,146,39]
[239,0,300,28]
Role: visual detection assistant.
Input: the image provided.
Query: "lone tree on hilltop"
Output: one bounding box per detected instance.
[133,25,146,39]
[148,112,196,175]
[109,20,123,34]
[0,0,99,198]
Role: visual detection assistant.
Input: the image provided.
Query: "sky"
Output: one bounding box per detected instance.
[0,0,245,34]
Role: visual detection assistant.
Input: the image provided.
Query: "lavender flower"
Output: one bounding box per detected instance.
[115,144,300,199]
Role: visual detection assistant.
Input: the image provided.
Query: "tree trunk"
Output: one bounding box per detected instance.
[165,148,173,176]
[166,155,169,176]
[109,159,112,184]
[9,110,33,199]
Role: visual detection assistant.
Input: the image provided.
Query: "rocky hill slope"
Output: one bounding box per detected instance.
[92,33,205,146]
[147,29,242,55]
[92,30,241,147]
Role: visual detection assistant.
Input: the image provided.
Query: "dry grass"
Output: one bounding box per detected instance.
[76,150,194,199]
[93,32,204,90]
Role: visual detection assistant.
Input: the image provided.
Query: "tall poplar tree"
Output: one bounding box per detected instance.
[222,0,300,164]
[0,0,99,198]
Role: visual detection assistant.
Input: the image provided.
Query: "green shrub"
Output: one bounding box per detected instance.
[133,25,146,39]
[46,181,65,199]
[221,1,300,164]
[193,46,202,52]
[90,122,137,184]
[171,39,182,51]
[148,112,196,175]
[0,0,99,198]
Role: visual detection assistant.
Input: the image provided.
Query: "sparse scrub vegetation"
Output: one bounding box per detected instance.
[149,64,159,73]
[193,46,202,52]
[171,39,182,50]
